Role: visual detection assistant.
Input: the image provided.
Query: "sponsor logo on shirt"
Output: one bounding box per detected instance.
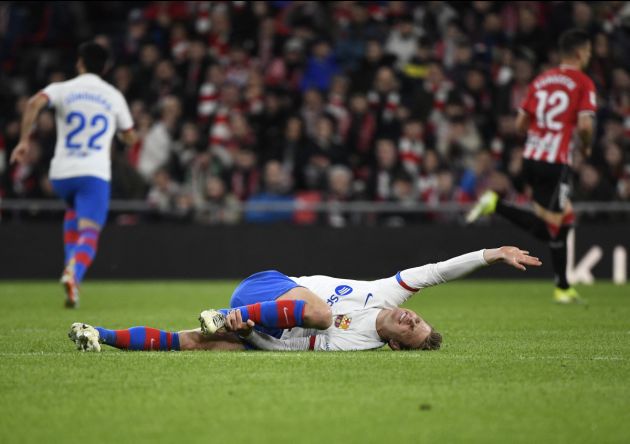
[335,285,353,296]
[327,285,353,306]
[334,315,352,330]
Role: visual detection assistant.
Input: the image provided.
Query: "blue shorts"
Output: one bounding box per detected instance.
[231,270,301,339]
[50,176,110,226]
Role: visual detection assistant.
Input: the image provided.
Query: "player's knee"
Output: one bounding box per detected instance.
[304,304,332,329]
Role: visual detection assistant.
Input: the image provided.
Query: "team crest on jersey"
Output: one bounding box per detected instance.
[334,315,352,330]
[335,285,353,296]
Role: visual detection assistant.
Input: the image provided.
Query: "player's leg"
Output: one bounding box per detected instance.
[63,209,79,265]
[69,324,246,352]
[178,329,246,351]
[51,178,81,307]
[50,179,79,263]
[528,164,579,302]
[533,194,580,303]
[200,271,332,335]
[277,287,332,329]
[66,177,110,287]
[467,161,553,242]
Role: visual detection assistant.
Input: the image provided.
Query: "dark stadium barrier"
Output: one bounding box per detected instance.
[0,223,627,282]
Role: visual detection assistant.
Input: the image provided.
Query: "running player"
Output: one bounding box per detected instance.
[466,29,596,304]
[68,246,541,352]
[11,42,137,308]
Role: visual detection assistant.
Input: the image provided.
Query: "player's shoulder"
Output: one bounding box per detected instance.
[93,76,127,100]
[531,66,558,83]
[560,66,595,88]
[531,66,593,91]
[44,77,75,91]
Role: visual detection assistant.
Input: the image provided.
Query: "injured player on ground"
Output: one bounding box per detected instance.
[68,246,541,352]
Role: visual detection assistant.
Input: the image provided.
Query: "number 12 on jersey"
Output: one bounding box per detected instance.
[534,90,569,131]
[65,111,109,152]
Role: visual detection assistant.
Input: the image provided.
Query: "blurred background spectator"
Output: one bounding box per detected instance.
[2,1,630,225]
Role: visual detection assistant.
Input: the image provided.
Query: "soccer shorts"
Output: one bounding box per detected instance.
[230,270,302,338]
[50,176,110,226]
[521,159,571,212]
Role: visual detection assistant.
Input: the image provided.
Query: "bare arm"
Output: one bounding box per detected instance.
[482,246,542,271]
[10,94,49,165]
[515,110,530,135]
[577,113,594,158]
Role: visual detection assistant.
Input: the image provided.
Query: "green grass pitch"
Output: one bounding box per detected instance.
[0,280,629,444]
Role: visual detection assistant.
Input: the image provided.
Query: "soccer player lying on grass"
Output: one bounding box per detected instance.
[68,246,541,352]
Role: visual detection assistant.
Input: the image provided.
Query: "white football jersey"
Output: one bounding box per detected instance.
[42,73,133,181]
[244,250,488,352]
[280,275,413,351]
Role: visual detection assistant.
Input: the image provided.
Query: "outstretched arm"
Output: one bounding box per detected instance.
[375,247,542,307]
[399,247,541,290]
[10,93,49,165]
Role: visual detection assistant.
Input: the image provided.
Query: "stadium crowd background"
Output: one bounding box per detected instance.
[1,1,629,226]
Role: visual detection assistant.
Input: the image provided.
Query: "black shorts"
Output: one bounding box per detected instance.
[521,159,571,212]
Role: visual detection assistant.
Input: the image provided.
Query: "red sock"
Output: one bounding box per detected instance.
[234,300,306,328]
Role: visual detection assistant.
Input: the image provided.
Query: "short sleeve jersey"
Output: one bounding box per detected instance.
[520,66,596,164]
[42,73,133,181]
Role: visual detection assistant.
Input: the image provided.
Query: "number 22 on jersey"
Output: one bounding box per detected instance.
[65,111,109,154]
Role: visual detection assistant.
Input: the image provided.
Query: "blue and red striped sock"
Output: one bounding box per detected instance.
[63,210,78,265]
[95,327,180,351]
[71,227,100,283]
[220,300,306,329]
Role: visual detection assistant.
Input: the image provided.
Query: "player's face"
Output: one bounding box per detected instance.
[387,308,431,350]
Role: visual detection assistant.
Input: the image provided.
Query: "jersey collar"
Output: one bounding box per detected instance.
[78,73,101,80]
[559,64,580,71]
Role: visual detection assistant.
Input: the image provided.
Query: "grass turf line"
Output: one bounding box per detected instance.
[0,281,628,444]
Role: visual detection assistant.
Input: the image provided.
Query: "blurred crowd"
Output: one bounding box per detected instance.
[1,1,630,225]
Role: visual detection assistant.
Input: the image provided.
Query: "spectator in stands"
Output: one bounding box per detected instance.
[418,149,441,203]
[459,150,495,200]
[273,116,306,189]
[265,37,305,91]
[138,95,182,182]
[345,93,376,180]
[147,168,181,214]
[399,119,426,178]
[367,138,405,201]
[425,167,470,222]
[301,114,346,191]
[601,140,628,192]
[229,148,260,202]
[435,102,482,170]
[383,169,423,227]
[195,175,240,225]
[245,160,294,224]
[385,15,418,70]
[2,1,630,224]
[368,66,403,139]
[351,39,397,94]
[300,39,339,92]
[323,165,357,228]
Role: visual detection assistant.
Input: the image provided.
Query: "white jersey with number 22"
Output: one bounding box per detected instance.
[43,73,133,181]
